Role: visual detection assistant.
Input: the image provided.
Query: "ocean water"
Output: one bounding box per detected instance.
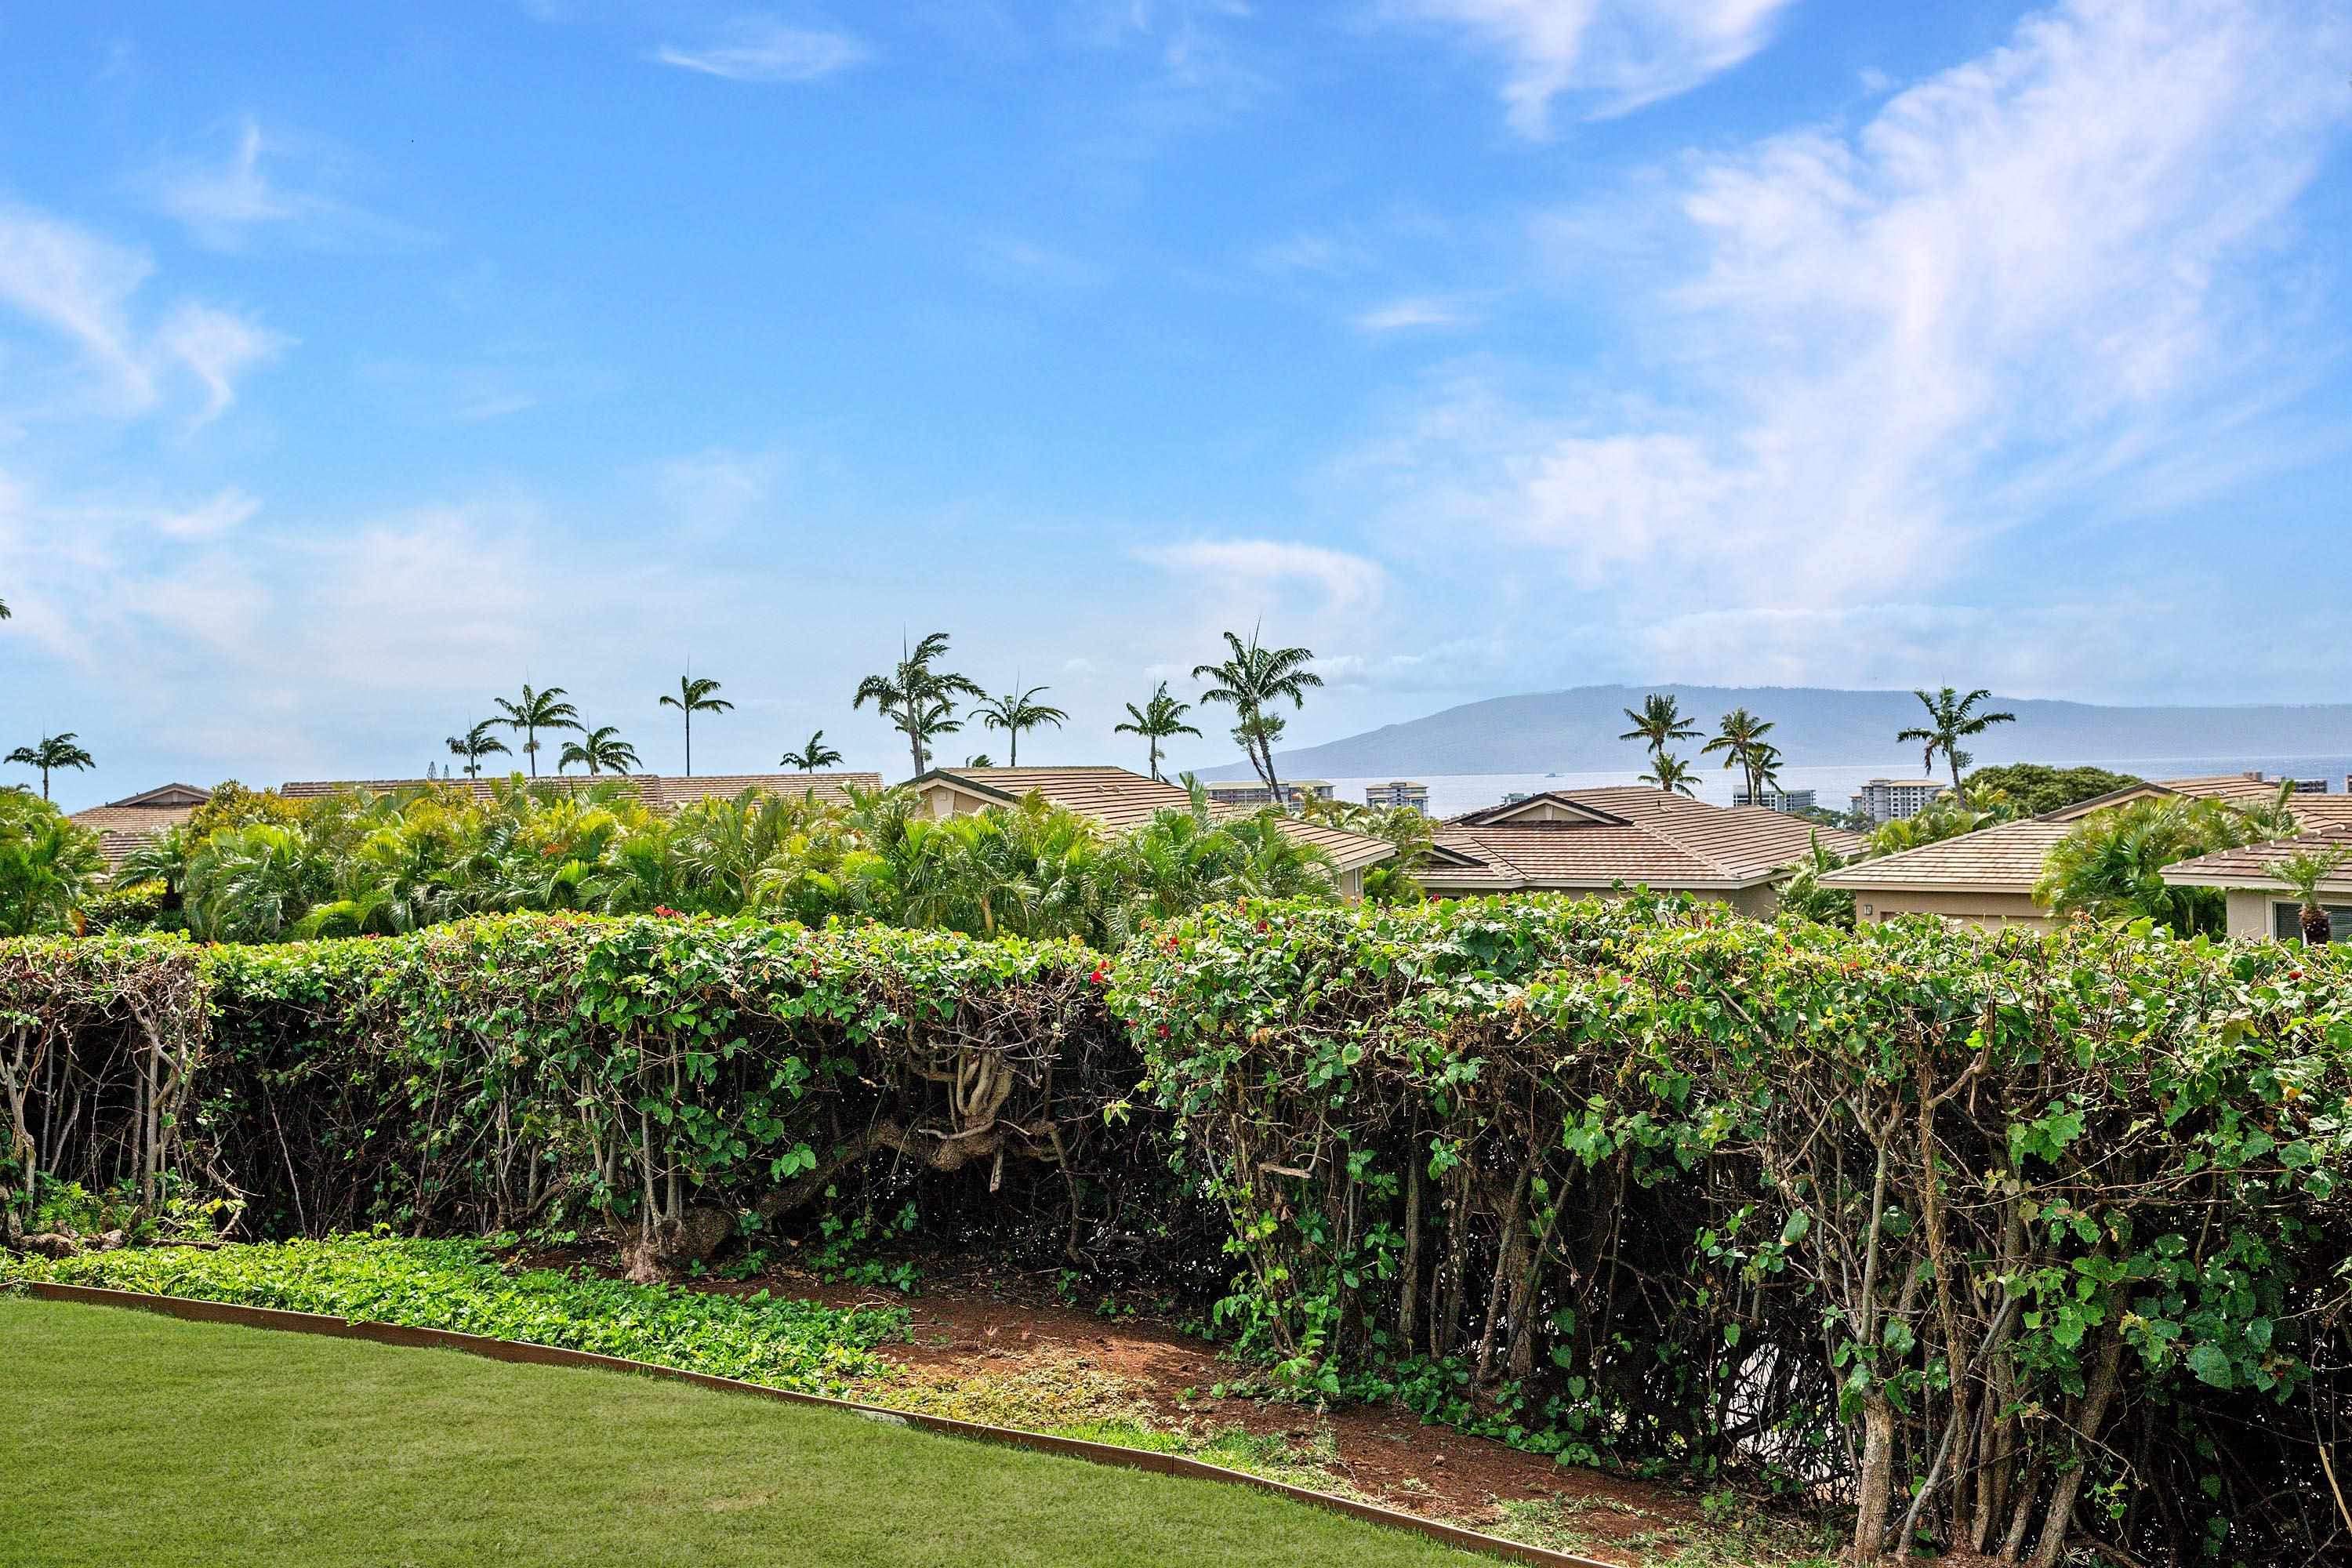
[1302,756,2352,820]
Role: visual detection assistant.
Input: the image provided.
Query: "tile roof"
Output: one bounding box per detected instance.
[1820,818,2078,894]
[916,767,1399,870]
[2161,826,2352,890]
[276,773,881,810]
[1422,787,1860,892]
[68,802,206,868]
[1825,776,2352,895]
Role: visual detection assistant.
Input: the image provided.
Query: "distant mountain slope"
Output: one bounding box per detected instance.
[1198,685,2352,779]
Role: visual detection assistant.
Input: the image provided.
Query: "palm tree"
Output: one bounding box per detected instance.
[2032,797,2247,935]
[1896,687,2016,805]
[972,682,1069,768]
[1639,751,1698,796]
[1192,627,1322,803]
[492,684,581,779]
[1701,706,1777,804]
[659,674,733,777]
[2265,845,2348,946]
[854,633,985,779]
[445,720,511,779]
[5,733,94,800]
[1114,681,1201,782]
[559,725,641,776]
[779,730,844,772]
[1620,694,1699,783]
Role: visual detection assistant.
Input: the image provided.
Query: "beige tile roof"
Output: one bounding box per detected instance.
[1422,787,1860,892]
[69,802,205,868]
[277,773,880,811]
[2161,826,2352,891]
[1820,818,2078,894]
[1827,777,2352,895]
[919,767,1399,870]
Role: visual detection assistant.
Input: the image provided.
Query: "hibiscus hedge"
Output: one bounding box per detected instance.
[4,898,2348,1564]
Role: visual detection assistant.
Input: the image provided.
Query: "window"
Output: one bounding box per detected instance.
[2272,902,2352,942]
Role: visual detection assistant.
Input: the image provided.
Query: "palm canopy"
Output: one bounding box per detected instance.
[5,733,95,800]
[559,725,641,776]
[1639,751,1698,796]
[854,633,985,779]
[972,683,1069,768]
[779,730,844,772]
[492,684,582,779]
[1192,627,1320,800]
[1700,706,1777,802]
[1620,693,1699,766]
[1896,687,2016,803]
[1113,681,1200,781]
[445,720,512,778]
[659,675,732,776]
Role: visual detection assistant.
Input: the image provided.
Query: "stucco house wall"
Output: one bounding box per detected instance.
[1847,888,2056,931]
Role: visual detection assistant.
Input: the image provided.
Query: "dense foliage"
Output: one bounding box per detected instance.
[114,777,1336,948]
[1962,763,2144,815]
[5,900,2348,1564]
[1115,898,2352,1566]
[2034,795,2296,933]
[0,791,103,937]
[3,1234,905,1392]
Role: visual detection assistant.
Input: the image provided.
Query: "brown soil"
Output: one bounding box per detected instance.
[690,1257,1733,1566]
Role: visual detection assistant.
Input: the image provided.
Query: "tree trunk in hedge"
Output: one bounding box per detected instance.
[2027,1328,2125,1568]
[1853,1390,1897,1561]
[2303,901,2332,946]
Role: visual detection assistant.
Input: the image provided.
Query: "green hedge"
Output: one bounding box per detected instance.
[5,898,2349,1564]
[1115,899,2352,1566]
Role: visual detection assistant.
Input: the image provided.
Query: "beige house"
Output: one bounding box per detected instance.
[908,765,1399,898]
[2161,827,2352,942]
[67,783,213,868]
[1824,775,2352,930]
[1417,788,1862,913]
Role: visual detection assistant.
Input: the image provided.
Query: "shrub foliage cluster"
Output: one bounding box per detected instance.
[3,898,2347,1565]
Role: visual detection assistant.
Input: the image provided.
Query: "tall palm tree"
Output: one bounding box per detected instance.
[854,633,985,779]
[492,684,581,779]
[779,730,844,772]
[972,682,1069,768]
[1192,627,1321,802]
[1897,687,2016,805]
[1620,695,1699,786]
[445,720,511,779]
[559,725,641,776]
[2265,845,2348,946]
[1701,706,1777,804]
[5,733,94,800]
[659,674,733,777]
[1639,751,1698,796]
[1114,681,1200,782]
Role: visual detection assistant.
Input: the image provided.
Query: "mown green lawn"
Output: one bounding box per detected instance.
[0,1298,1485,1568]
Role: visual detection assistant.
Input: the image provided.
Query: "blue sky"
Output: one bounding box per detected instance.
[3,0,2349,809]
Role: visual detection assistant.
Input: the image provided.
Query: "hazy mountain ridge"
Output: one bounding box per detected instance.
[1199,685,2352,779]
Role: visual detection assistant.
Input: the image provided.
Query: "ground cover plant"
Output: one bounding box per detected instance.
[0,1297,1490,1568]
[5,896,2349,1563]
[5,1234,906,1392]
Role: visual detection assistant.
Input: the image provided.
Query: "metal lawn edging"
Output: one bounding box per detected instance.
[20,1280,1624,1568]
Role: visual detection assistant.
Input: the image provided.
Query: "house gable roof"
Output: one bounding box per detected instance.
[1424,786,1859,893]
[2160,826,2352,893]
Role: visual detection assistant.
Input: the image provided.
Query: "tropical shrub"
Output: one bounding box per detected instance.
[0,791,104,937]
[2032,796,2267,933]
[1962,763,2143,815]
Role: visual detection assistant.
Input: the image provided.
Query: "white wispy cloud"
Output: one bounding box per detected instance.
[0,201,289,423]
[654,16,867,82]
[1139,538,1388,612]
[1365,0,2352,677]
[140,118,419,252]
[1388,0,1795,132]
[1353,295,1479,333]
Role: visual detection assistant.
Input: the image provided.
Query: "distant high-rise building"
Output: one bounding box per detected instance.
[1734,786,1817,814]
[1363,780,1430,815]
[1849,779,1948,824]
[1200,778,1333,808]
